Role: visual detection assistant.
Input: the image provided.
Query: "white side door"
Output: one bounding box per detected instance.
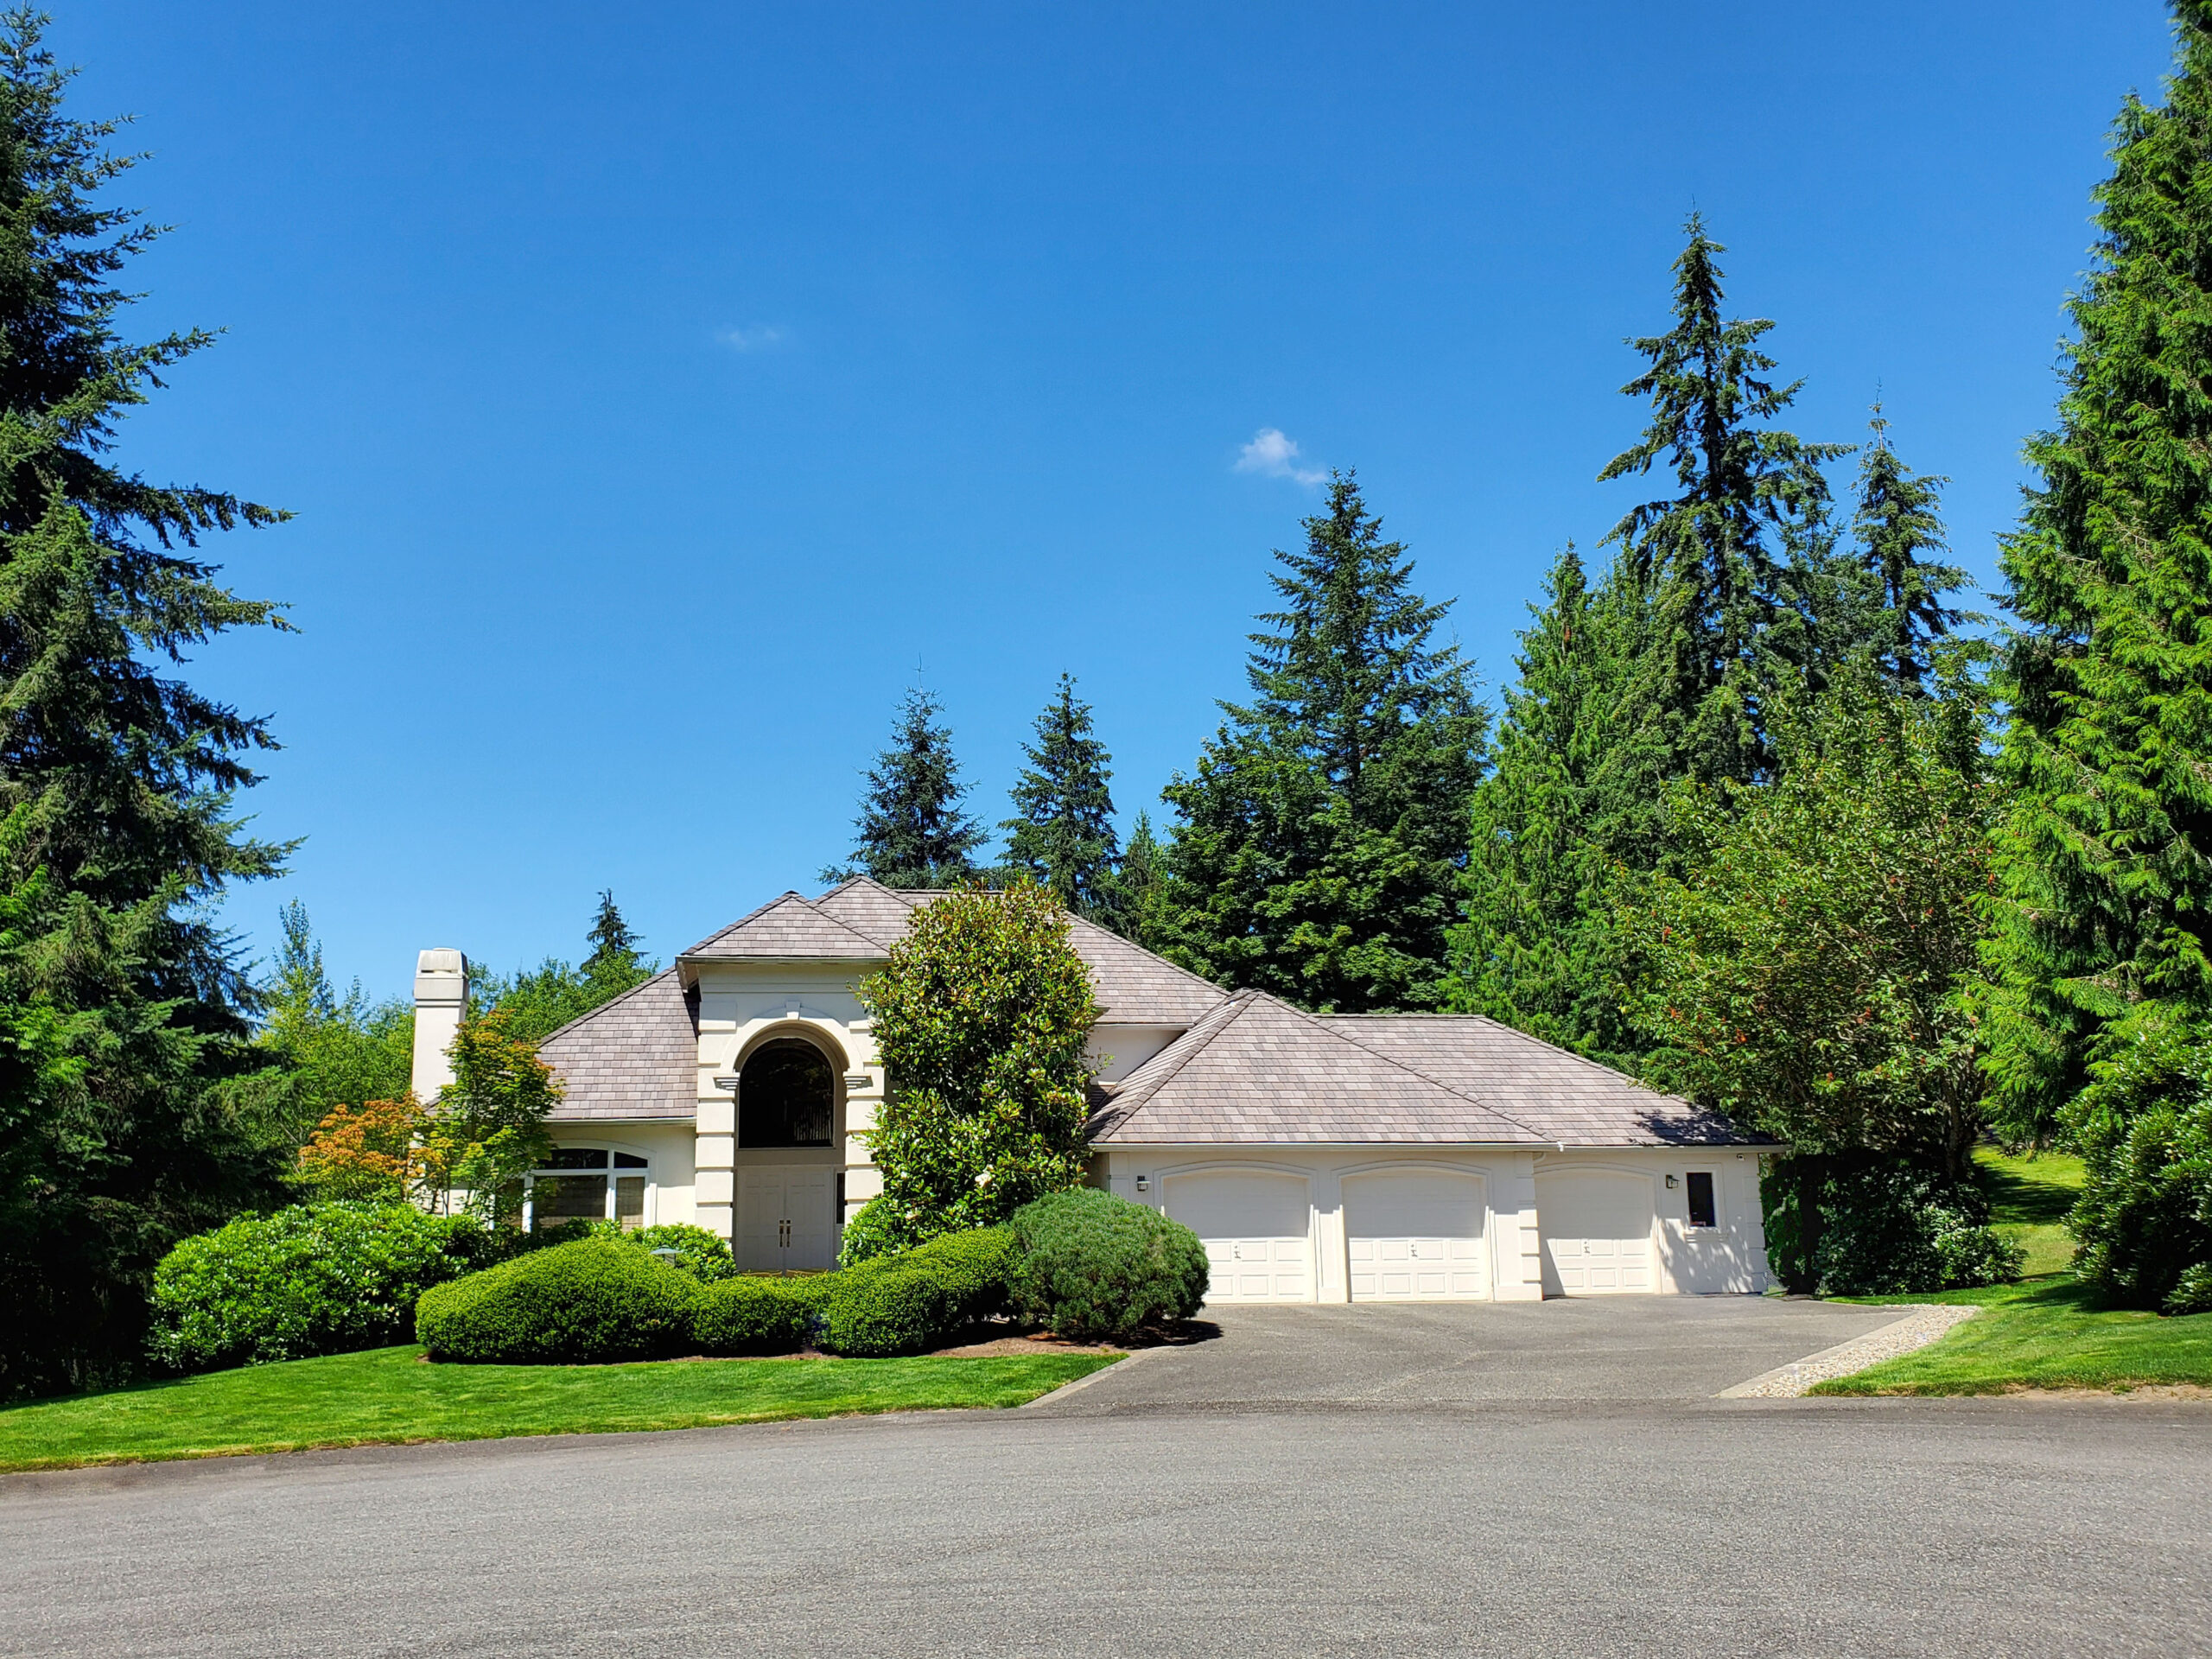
[1537,1169,1657,1294]
[1164,1170,1313,1303]
[1344,1168,1489,1300]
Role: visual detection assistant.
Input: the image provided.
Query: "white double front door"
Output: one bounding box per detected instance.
[737,1166,837,1272]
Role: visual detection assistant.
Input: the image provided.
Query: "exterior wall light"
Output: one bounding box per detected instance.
[1665,1173,1679,1189]
[1135,1173,1151,1193]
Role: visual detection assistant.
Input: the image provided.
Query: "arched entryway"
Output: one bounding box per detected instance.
[734,1033,840,1271]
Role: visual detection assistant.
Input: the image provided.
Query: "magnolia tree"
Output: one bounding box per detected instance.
[296,1006,560,1225]
[848,880,1101,1261]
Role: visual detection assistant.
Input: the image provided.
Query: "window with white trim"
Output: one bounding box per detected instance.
[523,1147,652,1232]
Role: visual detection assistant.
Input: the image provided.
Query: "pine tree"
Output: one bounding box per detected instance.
[1153,474,1488,1012]
[1599,214,1846,790]
[825,688,988,889]
[1841,407,1969,690]
[1985,1,2212,1311]
[0,15,295,1397]
[1450,546,1642,1062]
[584,889,644,978]
[1003,675,1121,918]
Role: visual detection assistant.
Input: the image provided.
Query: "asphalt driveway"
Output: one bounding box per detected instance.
[1033,1296,1908,1412]
[4,1300,2209,1657]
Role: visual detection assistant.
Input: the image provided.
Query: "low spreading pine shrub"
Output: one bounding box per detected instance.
[149,1203,492,1373]
[1008,1188,1208,1343]
[415,1238,702,1363]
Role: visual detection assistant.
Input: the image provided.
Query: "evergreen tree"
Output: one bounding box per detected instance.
[1450,546,1642,1062]
[583,889,645,980]
[1985,1,2212,1311]
[1003,675,1121,918]
[1107,808,1165,944]
[1840,407,1969,690]
[1152,474,1488,1012]
[825,688,988,890]
[1599,214,1846,791]
[0,15,295,1397]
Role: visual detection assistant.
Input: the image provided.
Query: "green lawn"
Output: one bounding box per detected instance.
[1976,1144,2087,1277]
[0,1345,1116,1472]
[1812,1276,2212,1395]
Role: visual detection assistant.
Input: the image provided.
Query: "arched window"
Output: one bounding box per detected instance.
[740,1039,835,1148]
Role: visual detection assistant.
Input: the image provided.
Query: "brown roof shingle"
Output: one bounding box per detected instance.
[538,969,699,1121]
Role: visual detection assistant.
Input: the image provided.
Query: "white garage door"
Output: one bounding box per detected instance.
[1344,1168,1489,1300]
[1165,1171,1313,1303]
[1537,1169,1656,1294]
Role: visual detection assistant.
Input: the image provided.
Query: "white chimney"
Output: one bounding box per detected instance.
[410,948,468,1100]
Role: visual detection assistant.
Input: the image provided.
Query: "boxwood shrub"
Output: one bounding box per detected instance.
[1009,1188,1208,1343]
[149,1202,493,1373]
[416,1238,703,1363]
[900,1225,1015,1323]
[818,1265,956,1357]
[584,1220,736,1282]
[693,1274,826,1355]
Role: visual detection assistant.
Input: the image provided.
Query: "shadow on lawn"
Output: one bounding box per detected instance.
[1980,1159,2079,1227]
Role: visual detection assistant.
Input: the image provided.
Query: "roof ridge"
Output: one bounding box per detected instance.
[1096,990,1255,1122]
[1270,995,1549,1143]
[681,889,885,958]
[536,964,689,1051]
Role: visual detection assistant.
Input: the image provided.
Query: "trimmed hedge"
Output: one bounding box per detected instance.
[416,1239,702,1363]
[586,1221,736,1282]
[694,1274,827,1355]
[1009,1188,1208,1343]
[149,1203,492,1373]
[900,1226,1015,1323]
[819,1266,956,1358]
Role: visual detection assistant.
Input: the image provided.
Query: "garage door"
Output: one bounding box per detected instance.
[1537,1169,1656,1294]
[1344,1168,1488,1300]
[1164,1170,1313,1303]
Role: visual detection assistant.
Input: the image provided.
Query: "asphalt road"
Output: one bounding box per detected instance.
[3,1303,2209,1658]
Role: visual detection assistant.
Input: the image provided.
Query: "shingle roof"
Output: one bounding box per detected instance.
[537,969,700,1121]
[1320,1014,1758,1147]
[1088,991,1546,1146]
[676,878,1230,1025]
[682,891,887,960]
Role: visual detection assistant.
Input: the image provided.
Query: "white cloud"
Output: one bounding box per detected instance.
[1235,427,1325,485]
[715,325,786,352]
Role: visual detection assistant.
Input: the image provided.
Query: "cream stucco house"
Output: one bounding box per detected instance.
[409,877,1773,1302]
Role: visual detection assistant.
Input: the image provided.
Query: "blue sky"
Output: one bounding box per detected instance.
[66,1,2173,1001]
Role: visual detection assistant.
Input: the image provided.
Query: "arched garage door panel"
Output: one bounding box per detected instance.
[1538,1169,1656,1294]
[1165,1171,1313,1303]
[1344,1169,1488,1300]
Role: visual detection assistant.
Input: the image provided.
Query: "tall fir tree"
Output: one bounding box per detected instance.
[1985,0,2212,1312]
[1449,546,1643,1063]
[1598,213,1846,795]
[825,688,988,889]
[1108,808,1165,944]
[0,14,296,1397]
[584,889,644,979]
[1151,474,1488,1012]
[1839,406,1969,690]
[1002,674,1121,918]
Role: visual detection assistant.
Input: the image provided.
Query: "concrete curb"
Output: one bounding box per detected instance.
[1019,1344,1169,1408]
[1716,1304,1981,1398]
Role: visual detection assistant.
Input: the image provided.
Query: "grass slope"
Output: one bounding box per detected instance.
[0,1346,1116,1472]
[1976,1145,2086,1277]
[1812,1279,2212,1395]
[1815,1148,2212,1395]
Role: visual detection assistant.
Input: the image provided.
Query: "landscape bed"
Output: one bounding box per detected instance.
[0,1344,1116,1473]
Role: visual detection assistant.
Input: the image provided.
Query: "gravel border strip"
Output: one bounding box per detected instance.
[1716,1304,1981,1398]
